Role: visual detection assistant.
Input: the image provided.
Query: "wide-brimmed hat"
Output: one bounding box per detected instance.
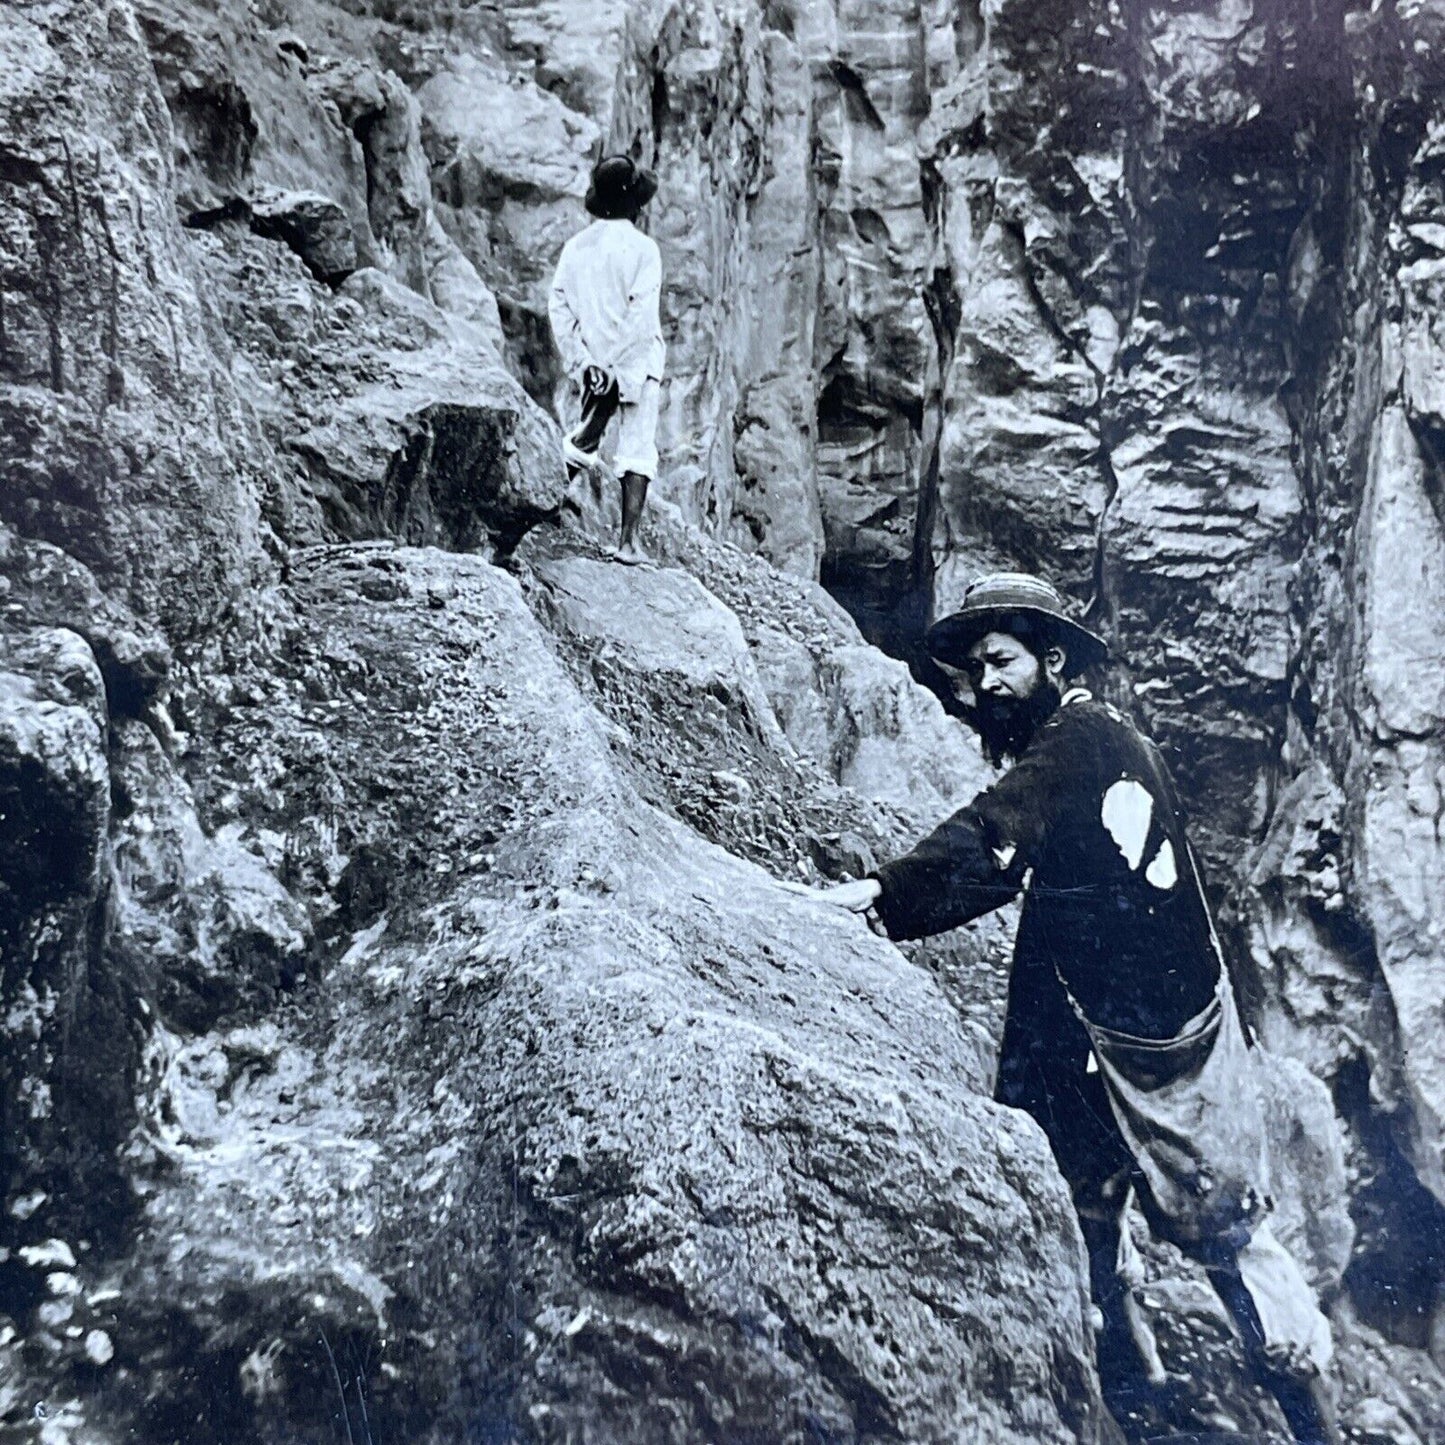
[585,155,658,220]
[926,572,1109,675]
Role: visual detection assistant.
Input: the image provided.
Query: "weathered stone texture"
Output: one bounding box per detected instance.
[5,0,1445,1440]
[0,628,111,1206]
[0,0,277,641]
[106,546,1108,1445]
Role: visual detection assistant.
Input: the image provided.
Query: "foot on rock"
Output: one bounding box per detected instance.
[612,543,651,567]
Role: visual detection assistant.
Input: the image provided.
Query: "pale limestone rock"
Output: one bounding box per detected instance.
[1257,1052,1355,1296]
[728,344,824,580]
[134,0,370,223]
[109,547,1109,1444]
[1400,256,1445,425]
[422,212,505,340]
[498,0,633,121]
[1339,398,1445,1205]
[1356,405,1445,740]
[286,270,564,549]
[420,54,598,338]
[534,555,788,751]
[749,624,835,766]
[822,642,990,824]
[0,0,277,637]
[1247,764,1385,1088]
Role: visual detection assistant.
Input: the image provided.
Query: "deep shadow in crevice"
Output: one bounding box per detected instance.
[828,62,885,133]
[651,65,669,149]
[1336,1055,1445,1349]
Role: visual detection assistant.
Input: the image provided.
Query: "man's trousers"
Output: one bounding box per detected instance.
[569,375,661,480]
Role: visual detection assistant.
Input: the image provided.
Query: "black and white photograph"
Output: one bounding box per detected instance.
[1,1,1442,1441]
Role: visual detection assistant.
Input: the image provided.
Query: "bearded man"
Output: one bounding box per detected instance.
[817,573,1338,1445]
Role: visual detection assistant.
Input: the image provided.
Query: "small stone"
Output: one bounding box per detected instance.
[19,1240,75,1270]
[710,769,752,804]
[84,1329,114,1366]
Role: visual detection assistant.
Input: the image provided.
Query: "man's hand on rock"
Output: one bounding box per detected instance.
[780,877,888,937]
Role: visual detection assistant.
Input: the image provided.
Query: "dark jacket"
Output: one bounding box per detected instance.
[872,691,1223,1164]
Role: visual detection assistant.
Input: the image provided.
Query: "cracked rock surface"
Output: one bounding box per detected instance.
[2,0,1445,1442]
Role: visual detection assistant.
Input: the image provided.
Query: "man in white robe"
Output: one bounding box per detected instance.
[547,155,666,565]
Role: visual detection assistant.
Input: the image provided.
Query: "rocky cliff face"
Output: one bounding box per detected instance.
[2,0,1444,1441]
[389,0,1445,1423]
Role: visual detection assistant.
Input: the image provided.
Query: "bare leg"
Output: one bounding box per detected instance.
[615,470,649,563]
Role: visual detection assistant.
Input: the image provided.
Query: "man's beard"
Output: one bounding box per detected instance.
[962,680,1063,766]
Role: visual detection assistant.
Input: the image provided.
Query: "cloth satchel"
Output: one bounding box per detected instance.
[1076,972,1269,1243]
[1061,837,1333,1375]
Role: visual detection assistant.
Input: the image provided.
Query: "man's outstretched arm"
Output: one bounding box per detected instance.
[809,807,1024,941]
[813,710,1078,939]
[869,806,1026,940]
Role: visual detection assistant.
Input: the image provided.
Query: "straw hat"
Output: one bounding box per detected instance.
[926,572,1109,675]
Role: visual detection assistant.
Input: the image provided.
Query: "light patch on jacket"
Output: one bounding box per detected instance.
[1101,778,1154,870]
[992,843,1017,871]
[1145,837,1179,890]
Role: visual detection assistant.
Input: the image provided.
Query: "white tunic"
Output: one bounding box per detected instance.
[547,219,666,403]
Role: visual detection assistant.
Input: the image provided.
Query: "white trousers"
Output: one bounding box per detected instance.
[576,377,661,480]
[613,378,661,480]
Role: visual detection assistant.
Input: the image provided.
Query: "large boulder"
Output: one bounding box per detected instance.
[287,273,566,552]
[185,221,565,556]
[526,540,917,888]
[534,553,788,749]
[99,546,1111,1445]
